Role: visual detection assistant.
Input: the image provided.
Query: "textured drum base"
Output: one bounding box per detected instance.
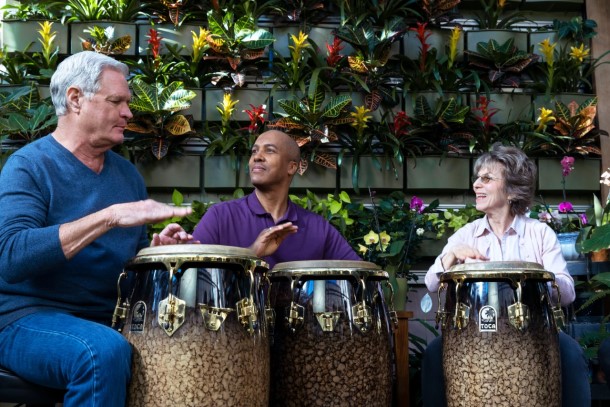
[270,319,392,407]
[443,321,561,407]
[126,311,270,407]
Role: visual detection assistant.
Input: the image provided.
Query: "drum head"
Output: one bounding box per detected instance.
[441,261,554,283]
[125,244,268,271]
[270,260,387,280]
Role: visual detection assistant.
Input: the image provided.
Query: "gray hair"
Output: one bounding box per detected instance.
[50,51,129,116]
[473,143,537,216]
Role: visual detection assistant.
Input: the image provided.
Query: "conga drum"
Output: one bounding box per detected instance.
[112,244,270,407]
[268,260,396,407]
[436,261,564,407]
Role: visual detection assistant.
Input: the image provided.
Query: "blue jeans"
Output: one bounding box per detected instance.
[0,311,131,407]
[598,337,610,388]
[421,331,590,407]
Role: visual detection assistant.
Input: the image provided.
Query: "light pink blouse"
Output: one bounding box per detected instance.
[425,214,575,306]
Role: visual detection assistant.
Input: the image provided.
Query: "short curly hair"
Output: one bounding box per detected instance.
[473,143,537,216]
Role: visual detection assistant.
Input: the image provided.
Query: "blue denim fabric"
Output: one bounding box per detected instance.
[598,337,610,389]
[421,331,590,407]
[0,311,131,407]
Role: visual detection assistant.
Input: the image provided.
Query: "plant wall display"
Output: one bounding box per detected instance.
[1,0,608,192]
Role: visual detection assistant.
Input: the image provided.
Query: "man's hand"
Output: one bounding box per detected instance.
[249,222,298,257]
[151,223,198,246]
[108,199,193,228]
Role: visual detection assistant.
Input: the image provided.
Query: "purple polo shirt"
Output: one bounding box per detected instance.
[192,193,360,269]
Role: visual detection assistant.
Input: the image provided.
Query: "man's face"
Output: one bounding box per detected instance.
[249,132,296,189]
[77,69,132,149]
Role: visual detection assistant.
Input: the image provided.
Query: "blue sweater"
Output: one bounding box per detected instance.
[0,136,149,329]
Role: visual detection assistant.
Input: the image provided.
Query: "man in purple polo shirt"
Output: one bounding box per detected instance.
[192,130,360,268]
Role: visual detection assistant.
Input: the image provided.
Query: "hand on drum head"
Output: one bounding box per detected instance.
[151,223,199,246]
[442,244,489,270]
[249,222,298,257]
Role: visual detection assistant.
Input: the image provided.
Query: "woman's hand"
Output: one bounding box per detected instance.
[442,244,489,270]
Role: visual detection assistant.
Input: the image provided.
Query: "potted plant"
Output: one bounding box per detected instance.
[337,105,403,193]
[1,1,68,54]
[267,79,352,175]
[61,0,142,56]
[79,25,133,55]
[465,37,539,91]
[405,94,472,158]
[333,18,406,112]
[202,92,266,189]
[348,192,440,310]
[124,78,198,162]
[201,5,275,89]
[581,170,610,264]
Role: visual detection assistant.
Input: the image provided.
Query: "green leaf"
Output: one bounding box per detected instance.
[321,94,351,118]
[582,223,610,253]
[278,99,308,122]
[241,29,274,49]
[339,191,351,204]
[172,189,184,206]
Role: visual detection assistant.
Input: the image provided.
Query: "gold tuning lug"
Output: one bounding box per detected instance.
[435,283,448,329]
[508,302,530,331]
[388,310,398,331]
[314,312,342,332]
[236,297,258,335]
[158,295,186,337]
[352,302,373,333]
[266,307,276,333]
[285,301,304,333]
[553,306,566,332]
[111,271,129,332]
[551,281,565,332]
[508,282,530,332]
[199,304,233,331]
[435,310,449,329]
[455,302,470,330]
[112,300,130,332]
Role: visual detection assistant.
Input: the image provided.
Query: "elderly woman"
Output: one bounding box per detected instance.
[422,143,590,406]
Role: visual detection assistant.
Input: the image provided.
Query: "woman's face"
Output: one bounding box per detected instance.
[473,163,510,215]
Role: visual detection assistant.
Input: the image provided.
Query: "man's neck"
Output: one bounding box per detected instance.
[254,188,289,222]
[52,126,106,174]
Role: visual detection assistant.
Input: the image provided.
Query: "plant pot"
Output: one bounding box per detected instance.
[405,156,471,190]
[591,249,610,262]
[291,164,337,190]
[590,249,610,275]
[537,157,601,191]
[557,231,583,261]
[203,155,249,189]
[1,19,69,54]
[184,88,203,122]
[339,156,404,192]
[136,155,202,189]
[468,90,533,124]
